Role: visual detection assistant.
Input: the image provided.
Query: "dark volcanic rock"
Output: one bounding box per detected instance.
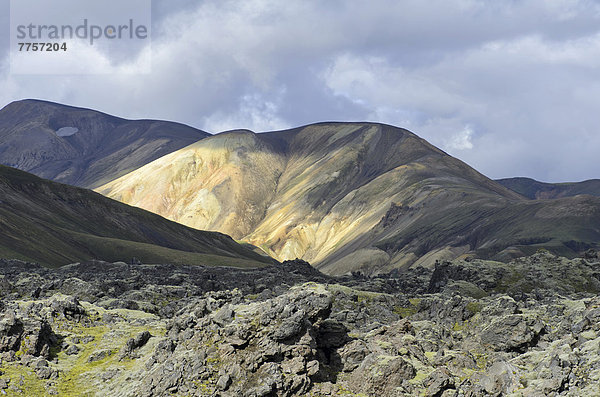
[0,253,599,395]
[480,314,545,352]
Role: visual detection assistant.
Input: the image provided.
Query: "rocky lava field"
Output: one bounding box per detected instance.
[0,251,600,396]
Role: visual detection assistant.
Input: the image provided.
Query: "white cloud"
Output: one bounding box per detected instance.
[202,91,290,133]
[9,41,151,75]
[1,0,600,181]
[447,126,474,151]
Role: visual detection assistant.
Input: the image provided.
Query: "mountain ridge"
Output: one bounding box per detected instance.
[0,164,274,267]
[2,100,598,274]
[97,122,598,274]
[0,99,211,188]
[497,176,600,199]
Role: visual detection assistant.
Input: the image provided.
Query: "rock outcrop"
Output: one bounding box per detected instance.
[0,251,600,395]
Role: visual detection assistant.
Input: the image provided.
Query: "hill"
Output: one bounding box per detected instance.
[0,165,274,267]
[497,177,600,199]
[0,99,210,188]
[98,122,600,274]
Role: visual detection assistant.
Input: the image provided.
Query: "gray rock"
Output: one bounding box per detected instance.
[216,374,231,391]
[425,367,455,397]
[271,311,305,341]
[306,360,320,377]
[120,330,152,359]
[1,253,600,396]
[88,349,112,363]
[339,340,369,372]
[34,366,53,379]
[50,296,86,321]
[213,304,234,326]
[317,319,349,348]
[476,361,521,396]
[65,344,79,355]
[282,357,306,374]
[350,354,416,395]
[480,314,545,352]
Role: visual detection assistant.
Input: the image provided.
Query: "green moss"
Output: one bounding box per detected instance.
[494,270,525,293]
[408,298,422,306]
[194,379,214,395]
[332,384,370,396]
[471,351,489,371]
[408,369,430,385]
[373,355,397,375]
[327,284,387,301]
[55,325,111,395]
[393,298,421,318]
[54,317,163,395]
[452,322,465,332]
[466,302,482,315]
[0,297,166,396]
[376,340,392,349]
[393,306,417,318]
[206,356,220,365]
[449,280,489,299]
[0,364,49,396]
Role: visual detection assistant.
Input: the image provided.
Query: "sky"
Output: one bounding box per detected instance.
[1,0,600,182]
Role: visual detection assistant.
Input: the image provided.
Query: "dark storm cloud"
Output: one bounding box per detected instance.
[1,0,599,181]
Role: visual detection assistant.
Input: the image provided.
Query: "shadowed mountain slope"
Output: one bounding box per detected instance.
[497,177,600,199]
[0,99,210,188]
[98,122,600,274]
[0,165,274,267]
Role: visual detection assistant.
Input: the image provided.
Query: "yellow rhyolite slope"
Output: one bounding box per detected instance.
[98,123,525,274]
[100,130,285,238]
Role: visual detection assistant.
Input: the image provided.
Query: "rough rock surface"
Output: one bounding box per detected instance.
[0,251,600,395]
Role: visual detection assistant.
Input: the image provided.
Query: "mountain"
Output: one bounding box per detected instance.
[497,177,600,199]
[97,122,600,274]
[0,165,274,267]
[0,99,210,188]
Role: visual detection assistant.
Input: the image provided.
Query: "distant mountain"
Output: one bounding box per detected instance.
[97,122,600,274]
[0,165,274,267]
[497,177,600,199]
[0,99,210,188]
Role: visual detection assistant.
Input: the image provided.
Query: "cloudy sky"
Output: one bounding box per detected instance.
[1,0,600,182]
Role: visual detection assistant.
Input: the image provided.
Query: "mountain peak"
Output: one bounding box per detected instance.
[2,101,598,274]
[0,101,210,188]
[98,121,541,274]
